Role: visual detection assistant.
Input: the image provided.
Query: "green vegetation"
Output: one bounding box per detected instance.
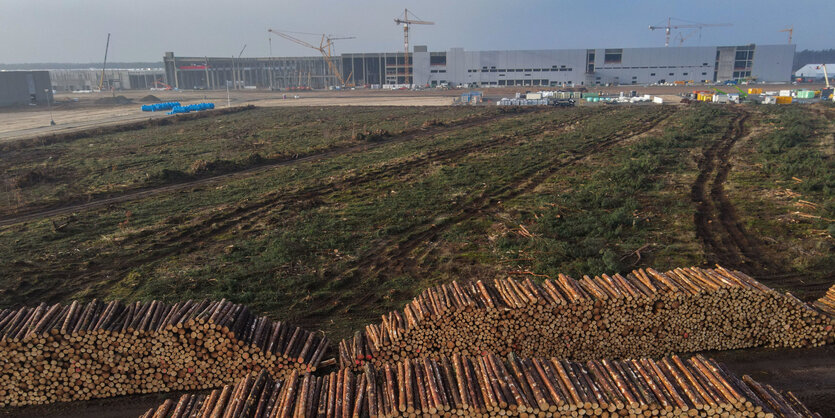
[497,106,731,276]
[0,106,491,216]
[726,105,834,293]
[0,104,831,338]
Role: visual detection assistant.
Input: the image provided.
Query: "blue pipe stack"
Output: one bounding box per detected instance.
[141,102,181,112]
[167,103,215,115]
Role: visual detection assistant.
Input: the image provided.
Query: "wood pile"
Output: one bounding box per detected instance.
[0,299,329,407]
[338,266,834,369]
[141,354,821,417]
[812,284,835,317]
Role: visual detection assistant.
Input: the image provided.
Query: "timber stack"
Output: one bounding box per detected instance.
[140,354,821,417]
[812,284,835,317]
[338,266,834,369]
[0,299,329,407]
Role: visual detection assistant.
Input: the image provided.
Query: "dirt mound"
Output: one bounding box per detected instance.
[138,95,161,103]
[95,95,132,105]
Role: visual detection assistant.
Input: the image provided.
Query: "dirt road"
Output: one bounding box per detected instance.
[2,83,816,143]
[0,96,453,142]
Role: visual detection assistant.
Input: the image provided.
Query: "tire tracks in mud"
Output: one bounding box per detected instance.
[326,106,679,311]
[689,109,826,293]
[2,107,586,305]
[0,109,537,228]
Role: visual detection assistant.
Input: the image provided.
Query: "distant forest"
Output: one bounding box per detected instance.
[0,62,162,70]
[793,49,835,70]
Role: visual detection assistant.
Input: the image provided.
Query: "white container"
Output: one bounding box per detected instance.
[779,90,791,97]
[652,96,664,104]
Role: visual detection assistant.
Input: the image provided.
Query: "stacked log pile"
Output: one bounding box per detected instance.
[141,354,821,417]
[812,284,835,317]
[0,299,329,407]
[339,266,834,369]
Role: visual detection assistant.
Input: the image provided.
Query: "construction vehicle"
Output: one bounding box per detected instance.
[152,79,173,90]
[394,9,434,86]
[649,18,731,47]
[819,64,833,100]
[268,29,355,88]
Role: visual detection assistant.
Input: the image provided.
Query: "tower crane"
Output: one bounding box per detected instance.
[98,33,111,91]
[394,9,434,86]
[779,25,793,44]
[649,18,732,47]
[267,29,355,88]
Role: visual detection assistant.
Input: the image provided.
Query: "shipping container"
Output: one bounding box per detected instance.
[747,88,763,95]
[775,96,792,104]
[713,94,730,103]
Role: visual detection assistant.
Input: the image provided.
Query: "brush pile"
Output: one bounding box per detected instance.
[141,354,821,417]
[338,266,834,369]
[0,299,328,406]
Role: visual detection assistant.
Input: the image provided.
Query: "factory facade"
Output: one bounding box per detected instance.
[0,71,52,107]
[164,43,795,90]
[49,69,165,92]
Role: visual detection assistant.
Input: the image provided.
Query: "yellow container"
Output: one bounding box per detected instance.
[748,88,763,95]
[698,93,713,101]
[775,96,792,104]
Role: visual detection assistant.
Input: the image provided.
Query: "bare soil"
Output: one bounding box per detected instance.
[1,83,819,143]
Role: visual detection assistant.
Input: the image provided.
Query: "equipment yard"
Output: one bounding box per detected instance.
[0,102,833,416]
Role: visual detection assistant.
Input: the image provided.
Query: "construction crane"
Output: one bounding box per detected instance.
[649,18,731,47]
[267,29,355,88]
[818,64,834,101]
[98,33,111,91]
[394,9,434,86]
[779,25,793,44]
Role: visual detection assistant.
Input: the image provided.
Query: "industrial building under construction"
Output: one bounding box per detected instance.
[163,43,795,90]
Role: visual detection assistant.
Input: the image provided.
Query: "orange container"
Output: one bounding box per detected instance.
[748,88,763,95]
[775,96,792,104]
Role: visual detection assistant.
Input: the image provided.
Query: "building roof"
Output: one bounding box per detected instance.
[794,64,835,77]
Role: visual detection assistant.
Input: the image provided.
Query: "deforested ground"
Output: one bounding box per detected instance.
[0,103,833,415]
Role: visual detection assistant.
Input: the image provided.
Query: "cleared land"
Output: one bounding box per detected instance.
[1,104,832,332]
[0,103,832,415]
[2,83,822,142]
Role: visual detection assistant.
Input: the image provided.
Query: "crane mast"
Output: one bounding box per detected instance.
[779,25,793,44]
[98,33,111,91]
[268,29,354,88]
[394,9,434,87]
[649,18,731,47]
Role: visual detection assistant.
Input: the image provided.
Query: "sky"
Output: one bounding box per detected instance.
[1,0,832,63]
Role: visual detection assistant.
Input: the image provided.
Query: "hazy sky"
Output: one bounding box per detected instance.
[1,0,832,63]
